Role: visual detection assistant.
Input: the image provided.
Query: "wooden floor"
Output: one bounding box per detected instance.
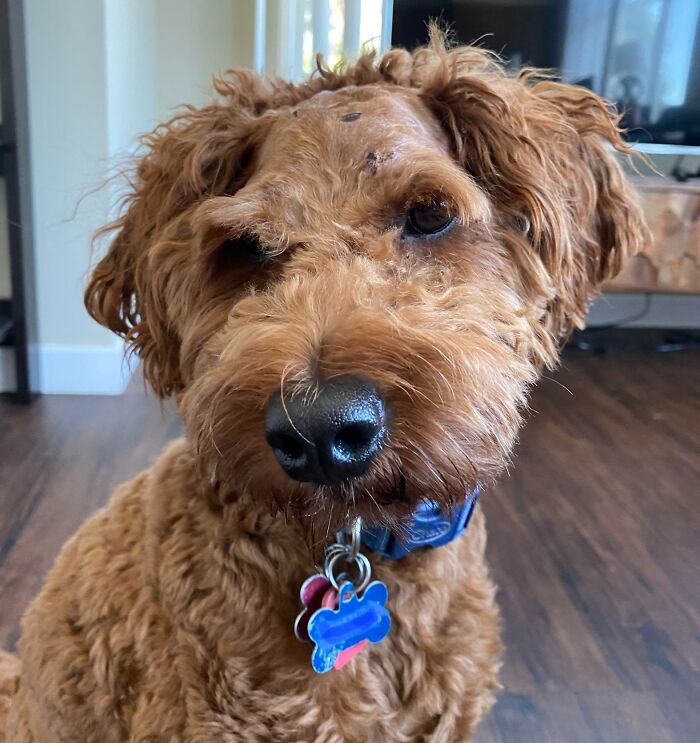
[1,346,698,742]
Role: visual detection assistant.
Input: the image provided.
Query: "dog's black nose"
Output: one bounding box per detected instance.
[265,375,386,485]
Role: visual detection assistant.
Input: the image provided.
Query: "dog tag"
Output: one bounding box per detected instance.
[294,573,334,642]
[307,581,391,673]
[294,519,392,672]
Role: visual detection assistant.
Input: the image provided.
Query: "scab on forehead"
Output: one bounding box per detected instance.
[364,151,394,176]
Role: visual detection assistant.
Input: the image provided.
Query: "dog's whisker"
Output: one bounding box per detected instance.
[542,375,574,396]
[279,364,314,446]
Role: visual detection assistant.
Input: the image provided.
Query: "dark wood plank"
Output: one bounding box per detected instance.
[1,348,699,741]
[0,381,181,649]
[477,347,700,743]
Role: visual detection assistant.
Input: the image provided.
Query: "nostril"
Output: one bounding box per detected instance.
[265,375,386,484]
[336,422,371,449]
[332,422,381,461]
[266,431,308,467]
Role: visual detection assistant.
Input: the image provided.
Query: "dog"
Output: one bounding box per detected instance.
[2,34,648,742]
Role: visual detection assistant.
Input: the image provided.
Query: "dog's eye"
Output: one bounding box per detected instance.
[405,201,454,236]
[222,233,266,263]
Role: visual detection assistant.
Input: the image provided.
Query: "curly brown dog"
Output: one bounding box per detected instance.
[2,35,647,742]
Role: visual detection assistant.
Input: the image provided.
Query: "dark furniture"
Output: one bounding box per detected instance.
[0,0,37,403]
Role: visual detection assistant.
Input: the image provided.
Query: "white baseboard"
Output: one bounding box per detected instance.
[0,341,137,395]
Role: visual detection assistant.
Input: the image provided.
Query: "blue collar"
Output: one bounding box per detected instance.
[360,487,480,560]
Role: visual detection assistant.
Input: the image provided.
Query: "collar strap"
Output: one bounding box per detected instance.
[360,487,480,560]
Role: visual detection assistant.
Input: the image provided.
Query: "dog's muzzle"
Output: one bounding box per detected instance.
[265,375,386,485]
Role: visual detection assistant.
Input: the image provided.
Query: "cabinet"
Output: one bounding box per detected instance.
[0,0,36,402]
[606,177,700,295]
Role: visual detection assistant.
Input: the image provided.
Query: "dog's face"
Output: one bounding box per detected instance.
[86,43,648,534]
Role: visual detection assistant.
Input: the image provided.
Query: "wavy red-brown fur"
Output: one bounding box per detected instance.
[5,33,648,742]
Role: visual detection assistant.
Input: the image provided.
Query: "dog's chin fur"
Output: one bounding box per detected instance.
[3,32,648,742]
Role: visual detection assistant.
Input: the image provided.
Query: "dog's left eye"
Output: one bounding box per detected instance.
[221,233,266,263]
[405,201,454,236]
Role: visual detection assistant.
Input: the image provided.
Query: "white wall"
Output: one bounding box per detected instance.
[21,0,121,395]
[105,1,158,157]
[10,0,157,394]
[155,0,254,118]
[0,0,256,394]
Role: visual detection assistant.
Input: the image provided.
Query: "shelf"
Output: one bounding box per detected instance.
[607,142,700,157]
[630,143,700,157]
[629,175,700,194]
[0,0,36,402]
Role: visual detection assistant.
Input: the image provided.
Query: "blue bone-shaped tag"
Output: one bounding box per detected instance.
[307,581,391,673]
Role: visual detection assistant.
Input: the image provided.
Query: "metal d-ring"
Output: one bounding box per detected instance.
[325,517,370,592]
[334,516,362,561]
[326,550,371,593]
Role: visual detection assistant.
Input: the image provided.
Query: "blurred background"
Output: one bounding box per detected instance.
[0,0,391,399]
[0,2,698,742]
[1,0,699,399]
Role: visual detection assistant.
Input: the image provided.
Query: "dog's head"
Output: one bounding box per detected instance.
[86,38,648,534]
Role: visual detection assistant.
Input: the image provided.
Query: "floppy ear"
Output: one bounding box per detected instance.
[85,83,263,397]
[532,81,651,285]
[422,52,650,338]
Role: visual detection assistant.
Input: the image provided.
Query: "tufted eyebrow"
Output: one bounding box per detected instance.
[366,151,492,227]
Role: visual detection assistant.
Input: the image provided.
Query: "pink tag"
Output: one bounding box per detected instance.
[334,639,369,669]
[294,574,333,642]
[321,587,339,609]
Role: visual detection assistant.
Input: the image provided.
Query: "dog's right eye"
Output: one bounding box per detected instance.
[221,233,266,263]
[405,201,455,237]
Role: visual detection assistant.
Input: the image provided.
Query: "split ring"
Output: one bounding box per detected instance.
[325,550,371,593]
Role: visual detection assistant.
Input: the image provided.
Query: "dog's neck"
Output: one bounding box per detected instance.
[202,466,479,564]
[146,440,477,590]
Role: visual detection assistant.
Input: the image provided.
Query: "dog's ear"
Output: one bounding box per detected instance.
[423,53,650,337]
[85,82,264,397]
[531,81,651,283]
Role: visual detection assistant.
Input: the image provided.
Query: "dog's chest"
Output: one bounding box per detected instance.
[164,545,492,741]
[181,606,444,741]
[145,482,497,741]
